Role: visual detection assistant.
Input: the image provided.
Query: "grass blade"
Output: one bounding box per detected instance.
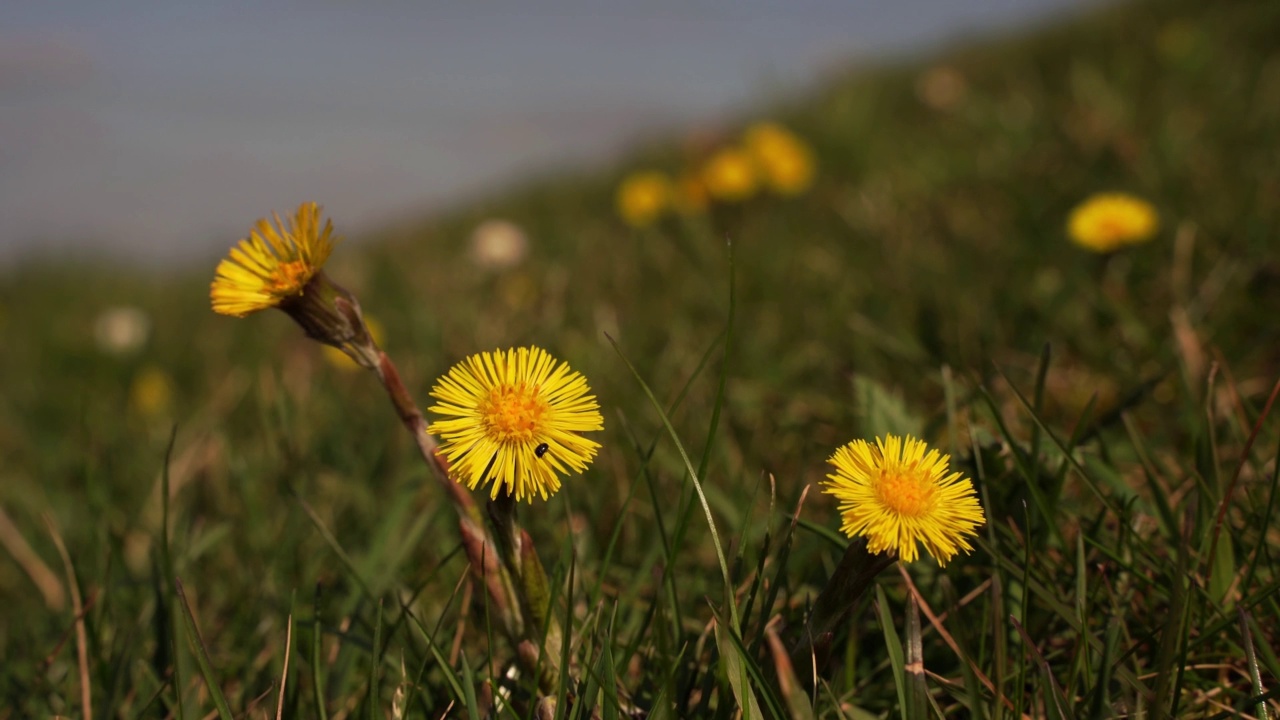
[903,593,928,720]
[173,578,234,720]
[875,585,908,720]
[607,332,739,630]
[367,599,382,720]
[158,427,185,720]
[714,614,765,720]
[1237,608,1271,720]
[311,585,330,720]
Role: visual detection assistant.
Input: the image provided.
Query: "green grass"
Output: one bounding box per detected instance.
[3,0,1280,716]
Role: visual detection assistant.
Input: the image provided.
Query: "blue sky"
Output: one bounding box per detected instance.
[0,0,1098,265]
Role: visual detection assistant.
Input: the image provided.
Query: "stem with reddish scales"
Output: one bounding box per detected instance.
[373,349,522,641]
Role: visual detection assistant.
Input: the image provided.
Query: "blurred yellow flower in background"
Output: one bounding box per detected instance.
[324,315,384,371]
[615,171,673,227]
[1067,193,1159,253]
[744,122,816,196]
[130,365,174,419]
[823,434,985,566]
[701,147,759,203]
[428,346,604,503]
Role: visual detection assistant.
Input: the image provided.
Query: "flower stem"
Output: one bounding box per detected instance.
[369,345,568,693]
[374,351,478,516]
[371,350,522,642]
[790,538,896,683]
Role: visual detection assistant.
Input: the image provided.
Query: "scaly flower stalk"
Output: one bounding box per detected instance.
[211,203,521,645]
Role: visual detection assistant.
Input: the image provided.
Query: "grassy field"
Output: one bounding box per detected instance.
[3,0,1280,717]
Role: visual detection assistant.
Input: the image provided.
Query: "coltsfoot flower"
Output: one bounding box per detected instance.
[211,202,380,368]
[615,171,673,228]
[129,365,174,419]
[1067,193,1159,253]
[743,123,815,196]
[211,202,335,317]
[701,147,759,203]
[428,346,604,502]
[824,434,985,566]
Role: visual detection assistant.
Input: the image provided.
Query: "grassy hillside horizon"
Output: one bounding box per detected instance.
[3,0,1279,716]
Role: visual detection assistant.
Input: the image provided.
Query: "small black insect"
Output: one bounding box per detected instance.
[534,443,550,458]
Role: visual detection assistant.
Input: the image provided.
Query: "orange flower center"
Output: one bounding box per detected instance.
[1096,218,1127,240]
[267,260,312,296]
[875,467,935,518]
[481,384,548,443]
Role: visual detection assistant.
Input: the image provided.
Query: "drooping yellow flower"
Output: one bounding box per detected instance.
[743,123,815,196]
[615,171,673,227]
[212,203,380,367]
[701,147,759,203]
[427,346,604,502]
[211,202,336,317]
[1067,193,1159,253]
[824,434,985,566]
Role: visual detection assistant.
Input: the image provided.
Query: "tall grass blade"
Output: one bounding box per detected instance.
[903,593,928,720]
[158,427,185,720]
[458,650,482,720]
[714,614,766,720]
[1150,517,1189,720]
[1237,608,1271,720]
[694,238,735,499]
[991,366,1122,519]
[875,585,908,720]
[599,615,620,720]
[311,585,329,720]
[367,599,382,720]
[173,578,234,720]
[608,333,739,629]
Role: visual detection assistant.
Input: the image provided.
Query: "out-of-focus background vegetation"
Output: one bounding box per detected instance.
[3,0,1280,717]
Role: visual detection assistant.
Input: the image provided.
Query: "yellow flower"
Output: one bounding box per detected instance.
[615,171,673,227]
[130,365,174,419]
[701,147,759,202]
[1067,193,1159,253]
[324,316,384,371]
[823,434,985,566]
[211,202,336,317]
[427,346,604,502]
[212,203,380,367]
[743,123,815,196]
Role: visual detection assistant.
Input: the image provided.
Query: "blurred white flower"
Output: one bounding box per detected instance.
[94,305,151,355]
[469,219,529,271]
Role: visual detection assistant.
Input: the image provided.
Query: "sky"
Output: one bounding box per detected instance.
[0,0,1099,266]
